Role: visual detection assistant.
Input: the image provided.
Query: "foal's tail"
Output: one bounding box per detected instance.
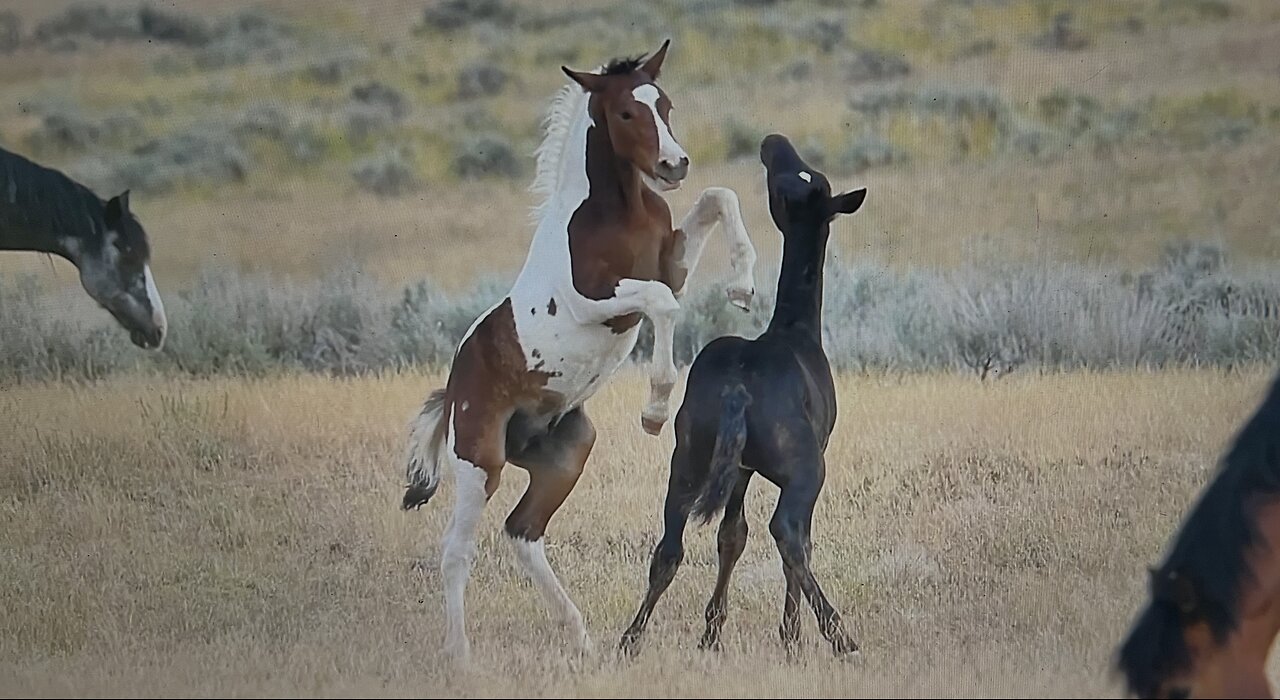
[401,388,449,511]
[691,384,751,524]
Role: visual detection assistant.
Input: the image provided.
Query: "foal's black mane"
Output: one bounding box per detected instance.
[1117,368,1280,697]
[0,146,144,256]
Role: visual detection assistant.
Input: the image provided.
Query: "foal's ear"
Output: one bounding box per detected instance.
[640,38,671,80]
[828,187,867,216]
[562,66,608,93]
[104,190,131,225]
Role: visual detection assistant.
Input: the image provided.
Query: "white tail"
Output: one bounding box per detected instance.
[401,388,448,510]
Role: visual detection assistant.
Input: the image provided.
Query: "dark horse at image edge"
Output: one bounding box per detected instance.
[1116,366,1280,698]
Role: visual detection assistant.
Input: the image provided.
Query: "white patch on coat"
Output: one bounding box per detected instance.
[798,171,812,183]
[632,84,687,168]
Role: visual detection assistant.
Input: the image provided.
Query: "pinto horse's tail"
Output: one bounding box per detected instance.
[691,384,751,524]
[401,388,449,511]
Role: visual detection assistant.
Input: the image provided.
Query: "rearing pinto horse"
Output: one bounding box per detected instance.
[400,40,758,663]
[1116,367,1280,698]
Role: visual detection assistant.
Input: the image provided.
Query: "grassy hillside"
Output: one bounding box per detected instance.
[2,0,1279,297]
[3,368,1276,697]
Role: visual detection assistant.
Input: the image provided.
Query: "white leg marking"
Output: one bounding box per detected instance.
[558,277,679,327]
[643,310,679,434]
[509,535,593,655]
[675,187,757,309]
[441,455,488,664]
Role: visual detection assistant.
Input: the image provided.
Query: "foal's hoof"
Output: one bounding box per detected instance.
[727,285,753,312]
[641,414,666,436]
[618,632,643,659]
[833,639,862,663]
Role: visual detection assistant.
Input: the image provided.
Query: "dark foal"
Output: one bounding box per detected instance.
[619,133,867,659]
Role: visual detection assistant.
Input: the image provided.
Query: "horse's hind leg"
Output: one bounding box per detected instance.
[440,447,503,664]
[699,471,752,651]
[779,557,802,658]
[619,439,700,656]
[769,448,858,659]
[505,407,596,655]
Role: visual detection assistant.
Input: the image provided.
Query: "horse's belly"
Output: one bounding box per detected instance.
[511,294,640,409]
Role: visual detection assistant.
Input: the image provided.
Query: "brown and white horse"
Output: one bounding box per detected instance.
[400,40,758,663]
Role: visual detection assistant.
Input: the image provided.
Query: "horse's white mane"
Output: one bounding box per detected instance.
[527,70,598,226]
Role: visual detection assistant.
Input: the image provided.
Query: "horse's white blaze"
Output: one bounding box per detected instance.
[632,84,687,168]
[143,264,166,334]
[440,422,488,661]
[798,171,812,183]
[509,536,591,650]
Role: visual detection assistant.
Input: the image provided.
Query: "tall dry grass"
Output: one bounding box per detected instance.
[3,367,1278,696]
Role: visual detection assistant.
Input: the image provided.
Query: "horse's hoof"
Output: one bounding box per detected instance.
[618,633,642,659]
[834,643,862,664]
[727,286,753,311]
[641,415,665,436]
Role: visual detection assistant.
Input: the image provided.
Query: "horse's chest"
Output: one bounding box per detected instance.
[511,295,640,407]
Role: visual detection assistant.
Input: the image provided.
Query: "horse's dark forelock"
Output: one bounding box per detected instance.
[1116,368,1280,695]
[601,55,646,76]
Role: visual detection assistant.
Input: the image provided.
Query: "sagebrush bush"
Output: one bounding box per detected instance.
[3,243,1277,385]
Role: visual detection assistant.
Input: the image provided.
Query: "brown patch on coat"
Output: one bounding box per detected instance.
[440,297,557,494]
[547,298,557,316]
[562,67,683,335]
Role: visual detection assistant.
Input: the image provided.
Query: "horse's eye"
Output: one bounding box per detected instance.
[620,111,633,121]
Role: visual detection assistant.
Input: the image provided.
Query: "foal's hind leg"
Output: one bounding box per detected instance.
[699,472,752,651]
[619,442,700,656]
[769,449,858,658]
[440,445,503,664]
[505,408,596,656]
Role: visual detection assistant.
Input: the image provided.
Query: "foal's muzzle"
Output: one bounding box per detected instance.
[656,156,689,185]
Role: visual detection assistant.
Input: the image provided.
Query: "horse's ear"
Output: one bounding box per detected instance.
[828,187,867,216]
[1168,571,1200,617]
[562,66,608,93]
[640,38,671,80]
[104,190,130,225]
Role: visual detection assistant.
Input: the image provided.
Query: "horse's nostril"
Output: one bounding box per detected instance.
[659,157,689,181]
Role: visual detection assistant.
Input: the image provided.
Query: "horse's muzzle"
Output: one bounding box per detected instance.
[655,156,689,185]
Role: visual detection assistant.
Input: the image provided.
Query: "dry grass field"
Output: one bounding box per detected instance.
[4,1,1280,696]
[3,367,1278,697]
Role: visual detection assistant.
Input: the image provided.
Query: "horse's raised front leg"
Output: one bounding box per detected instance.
[642,308,678,436]
[670,186,757,309]
[556,278,682,435]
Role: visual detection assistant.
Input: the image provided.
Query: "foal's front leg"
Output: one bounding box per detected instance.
[671,186,757,309]
[640,187,758,435]
[555,277,682,435]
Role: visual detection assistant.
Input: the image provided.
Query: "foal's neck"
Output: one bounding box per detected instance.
[583,119,645,216]
[767,224,829,342]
